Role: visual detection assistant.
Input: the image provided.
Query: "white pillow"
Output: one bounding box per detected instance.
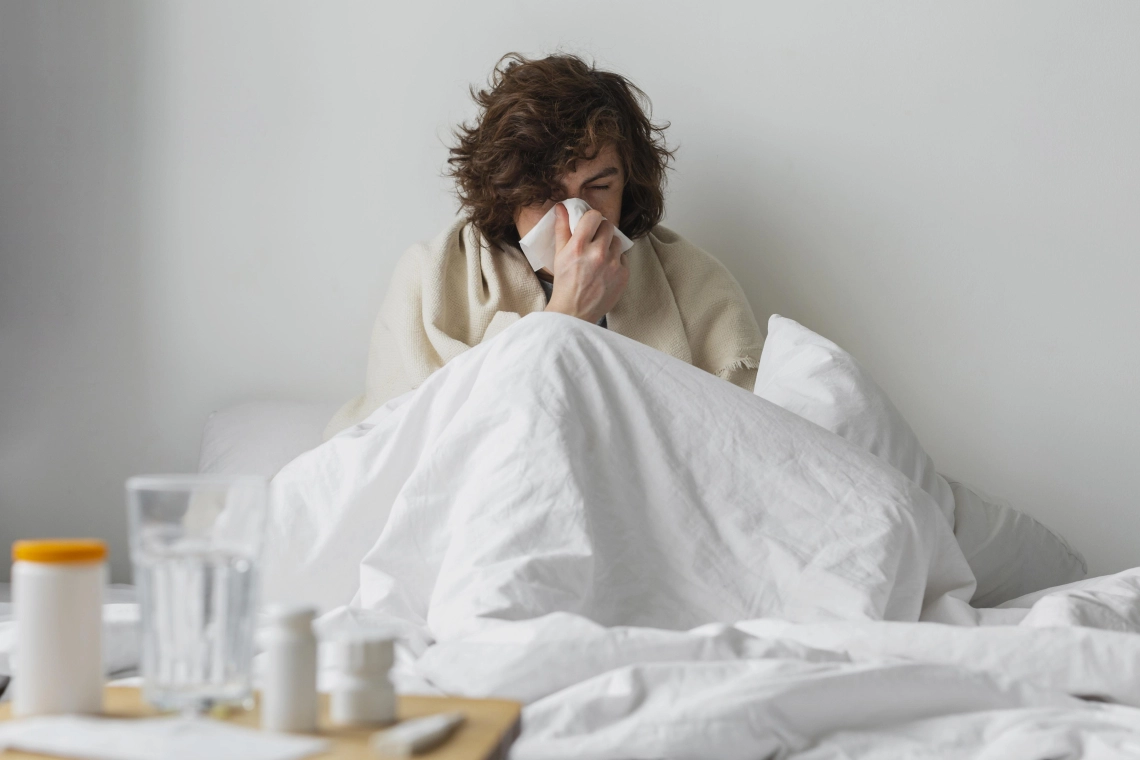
[948,478,1086,608]
[754,315,1086,606]
[754,315,956,526]
[198,401,340,479]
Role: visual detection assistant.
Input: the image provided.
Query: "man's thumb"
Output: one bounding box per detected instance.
[553,202,571,251]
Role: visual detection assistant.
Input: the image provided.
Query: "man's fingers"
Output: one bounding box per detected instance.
[553,203,572,251]
[571,209,605,246]
[594,220,618,259]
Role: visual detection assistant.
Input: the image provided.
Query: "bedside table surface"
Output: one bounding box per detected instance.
[0,686,522,760]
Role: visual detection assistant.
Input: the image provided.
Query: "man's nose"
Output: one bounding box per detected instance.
[549,186,583,204]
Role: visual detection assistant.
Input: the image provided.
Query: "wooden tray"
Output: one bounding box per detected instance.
[0,686,521,760]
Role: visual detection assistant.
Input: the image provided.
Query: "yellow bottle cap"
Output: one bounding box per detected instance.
[12,539,107,564]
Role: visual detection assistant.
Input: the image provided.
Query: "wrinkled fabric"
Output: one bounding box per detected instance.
[268,314,1140,759]
[270,313,975,631]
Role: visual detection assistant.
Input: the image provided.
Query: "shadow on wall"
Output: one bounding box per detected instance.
[672,142,832,335]
[0,0,155,582]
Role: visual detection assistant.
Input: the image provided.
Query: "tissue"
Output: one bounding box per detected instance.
[517,198,634,272]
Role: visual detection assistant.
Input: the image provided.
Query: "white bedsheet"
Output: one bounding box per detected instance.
[267,313,975,629]
[259,313,1140,759]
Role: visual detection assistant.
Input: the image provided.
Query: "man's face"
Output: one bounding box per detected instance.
[513,143,625,242]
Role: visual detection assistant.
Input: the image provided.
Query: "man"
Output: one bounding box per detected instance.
[326,53,764,437]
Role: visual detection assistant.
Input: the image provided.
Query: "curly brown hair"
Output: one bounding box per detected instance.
[447,52,675,250]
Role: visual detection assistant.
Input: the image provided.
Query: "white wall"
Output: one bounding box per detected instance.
[2,0,1138,582]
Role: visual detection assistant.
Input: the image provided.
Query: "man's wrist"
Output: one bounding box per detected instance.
[543,302,589,322]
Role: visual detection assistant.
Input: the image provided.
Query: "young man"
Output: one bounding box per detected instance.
[326,53,764,437]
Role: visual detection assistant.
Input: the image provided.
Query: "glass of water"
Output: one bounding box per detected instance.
[126,475,267,715]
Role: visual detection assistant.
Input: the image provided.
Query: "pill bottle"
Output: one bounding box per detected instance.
[326,635,396,727]
[261,604,318,733]
[11,539,106,716]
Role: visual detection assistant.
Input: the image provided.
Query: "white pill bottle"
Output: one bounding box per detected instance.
[261,605,318,733]
[327,635,396,727]
[12,539,106,716]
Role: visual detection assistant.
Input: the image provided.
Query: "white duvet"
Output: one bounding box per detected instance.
[268,314,1140,759]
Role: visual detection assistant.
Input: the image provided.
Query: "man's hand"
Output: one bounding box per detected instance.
[544,203,629,324]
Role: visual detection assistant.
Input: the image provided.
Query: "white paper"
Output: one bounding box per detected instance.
[0,715,328,760]
[517,198,634,272]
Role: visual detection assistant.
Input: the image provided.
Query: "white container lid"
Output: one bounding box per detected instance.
[264,603,317,627]
[326,635,394,674]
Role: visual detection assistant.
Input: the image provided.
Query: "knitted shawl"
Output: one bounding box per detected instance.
[325,218,764,438]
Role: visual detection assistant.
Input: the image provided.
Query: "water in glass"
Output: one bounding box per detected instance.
[126,475,266,715]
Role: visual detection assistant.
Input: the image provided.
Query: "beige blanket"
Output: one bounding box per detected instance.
[325,218,765,438]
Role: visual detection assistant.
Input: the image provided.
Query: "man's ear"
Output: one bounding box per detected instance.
[553,202,571,252]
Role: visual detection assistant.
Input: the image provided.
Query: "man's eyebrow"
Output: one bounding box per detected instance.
[580,166,620,185]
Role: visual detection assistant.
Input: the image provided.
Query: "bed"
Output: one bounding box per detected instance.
[200,313,1140,759]
[7,313,1138,760]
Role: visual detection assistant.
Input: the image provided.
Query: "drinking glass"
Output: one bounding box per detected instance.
[126,475,267,715]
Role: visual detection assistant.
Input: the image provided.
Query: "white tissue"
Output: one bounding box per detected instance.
[517,197,634,272]
[0,715,328,760]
